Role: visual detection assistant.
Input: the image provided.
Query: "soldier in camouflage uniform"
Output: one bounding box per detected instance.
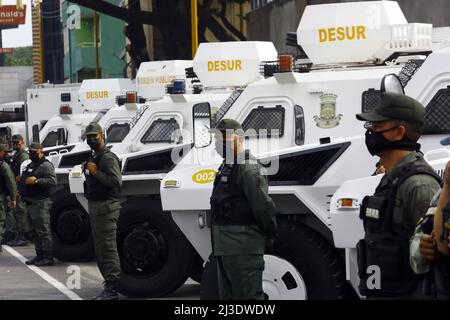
[7,134,31,246]
[20,142,57,266]
[1,143,17,245]
[356,93,441,299]
[210,119,278,300]
[0,144,17,252]
[83,122,122,300]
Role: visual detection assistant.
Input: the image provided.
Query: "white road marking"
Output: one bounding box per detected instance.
[2,245,83,300]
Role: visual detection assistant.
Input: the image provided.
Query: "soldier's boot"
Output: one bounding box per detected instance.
[91,281,119,300]
[1,231,17,245]
[7,233,28,247]
[35,252,55,266]
[25,250,43,265]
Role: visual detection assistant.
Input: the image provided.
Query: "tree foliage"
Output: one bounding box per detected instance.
[4,46,32,66]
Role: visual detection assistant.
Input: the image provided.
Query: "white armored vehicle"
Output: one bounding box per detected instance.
[160,1,450,299]
[67,41,278,297]
[47,61,193,262]
[39,78,136,157]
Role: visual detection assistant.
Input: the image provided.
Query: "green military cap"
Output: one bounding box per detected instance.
[0,144,8,152]
[356,92,425,124]
[212,118,243,132]
[12,134,24,142]
[85,122,103,135]
[29,142,43,151]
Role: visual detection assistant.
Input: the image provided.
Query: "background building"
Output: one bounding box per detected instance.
[61,0,126,82]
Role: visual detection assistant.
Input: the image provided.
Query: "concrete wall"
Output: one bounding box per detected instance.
[0,67,33,104]
[247,0,450,53]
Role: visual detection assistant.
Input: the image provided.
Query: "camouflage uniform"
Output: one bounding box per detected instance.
[83,122,122,300]
[0,145,18,250]
[20,142,57,265]
[210,119,278,300]
[356,92,441,299]
[8,134,31,246]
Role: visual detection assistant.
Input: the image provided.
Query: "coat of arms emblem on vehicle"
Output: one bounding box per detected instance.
[314,93,342,128]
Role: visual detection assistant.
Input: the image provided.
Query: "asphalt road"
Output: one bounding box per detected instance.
[0,244,200,300]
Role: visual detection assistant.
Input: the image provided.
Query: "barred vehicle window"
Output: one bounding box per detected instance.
[141,118,179,144]
[242,105,285,137]
[423,86,450,134]
[106,123,130,143]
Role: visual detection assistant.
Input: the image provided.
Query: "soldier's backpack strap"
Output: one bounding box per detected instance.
[390,158,442,190]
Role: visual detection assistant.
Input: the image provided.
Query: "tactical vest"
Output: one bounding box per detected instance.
[210,152,257,226]
[357,158,441,297]
[11,150,27,177]
[83,149,120,201]
[20,159,52,200]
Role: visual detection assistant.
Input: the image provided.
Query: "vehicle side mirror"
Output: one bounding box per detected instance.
[193,103,212,148]
[381,74,404,95]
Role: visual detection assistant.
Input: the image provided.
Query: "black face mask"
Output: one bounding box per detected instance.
[87,137,101,150]
[29,151,40,162]
[365,127,420,156]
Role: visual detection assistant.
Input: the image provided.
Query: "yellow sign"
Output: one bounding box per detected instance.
[86,91,109,99]
[192,169,217,184]
[207,60,242,72]
[319,26,366,43]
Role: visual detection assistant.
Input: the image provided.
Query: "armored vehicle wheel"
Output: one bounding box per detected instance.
[267,219,348,299]
[116,197,196,297]
[200,219,349,300]
[51,188,95,262]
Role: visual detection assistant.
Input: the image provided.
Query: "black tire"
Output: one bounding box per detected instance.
[50,188,95,262]
[116,197,196,297]
[188,251,204,283]
[200,255,219,300]
[268,219,347,300]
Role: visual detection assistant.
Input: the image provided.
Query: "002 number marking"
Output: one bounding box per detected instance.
[192,169,217,184]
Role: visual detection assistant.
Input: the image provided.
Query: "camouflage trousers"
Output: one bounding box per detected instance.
[26,198,53,252]
[216,254,265,300]
[0,195,7,243]
[88,199,121,283]
[4,196,16,237]
[14,199,31,234]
